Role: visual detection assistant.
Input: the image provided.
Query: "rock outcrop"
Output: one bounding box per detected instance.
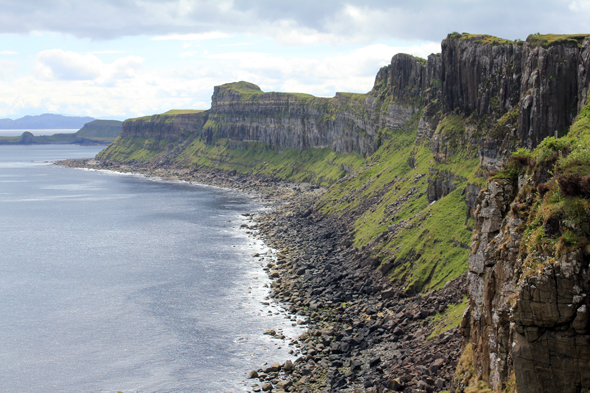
[465,147,590,392]
[442,34,590,149]
[205,83,379,155]
[120,110,207,142]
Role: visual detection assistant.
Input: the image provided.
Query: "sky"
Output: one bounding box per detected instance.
[0,0,589,120]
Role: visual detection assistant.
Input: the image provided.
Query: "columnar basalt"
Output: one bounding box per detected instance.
[121,111,208,142]
[442,34,590,149]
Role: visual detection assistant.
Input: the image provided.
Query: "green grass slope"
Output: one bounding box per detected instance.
[317,111,484,294]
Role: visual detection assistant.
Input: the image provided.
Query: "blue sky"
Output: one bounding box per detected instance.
[0,0,589,120]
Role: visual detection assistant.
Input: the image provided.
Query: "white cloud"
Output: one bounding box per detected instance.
[0,40,446,118]
[0,60,18,79]
[2,0,586,44]
[201,42,440,96]
[151,32,230,41]
[569,0,590,11]
[89,50,127,54]
[34,49,144,84]
[35,50,103,80]
[0,51,17,55]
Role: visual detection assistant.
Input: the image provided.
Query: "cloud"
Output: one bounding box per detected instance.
[0,51,17,55]
[0,59,18,78]
[89,50,127,54]
[198,42,441,95]
[179,51,198,58]
[151,32,229,41]
[35,50,103,80]
[0,1,588,43]
[0,40,441,119]
[34,49,144,83]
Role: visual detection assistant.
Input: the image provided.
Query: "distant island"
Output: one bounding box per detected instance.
[0,113,95,129]
[0,120,122,145]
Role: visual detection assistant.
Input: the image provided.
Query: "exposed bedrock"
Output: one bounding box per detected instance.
[442,35,590,149]
[427,168,465,203]
[121,111,208,142]
[205,83,420,156]
[466,179,590,393]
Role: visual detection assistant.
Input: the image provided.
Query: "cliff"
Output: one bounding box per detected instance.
[93,32,590,392]
[75,120,123,142]
[461,102,590,393]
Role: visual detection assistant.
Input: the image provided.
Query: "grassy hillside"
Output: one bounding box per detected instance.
[317,110,485,293]
[99,132,367,186]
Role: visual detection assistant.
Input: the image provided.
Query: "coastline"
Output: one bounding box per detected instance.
[58,158,467,393]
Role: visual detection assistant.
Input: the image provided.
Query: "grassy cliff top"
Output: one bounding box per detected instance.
[216,81,368,103]
[83,119,123,127]
[162,109,206,115]
[446,32,590,48]
[216,81,264,100]
[218,81,262,92]
[215,81,324,101]
[127,109,206,122]
[446,32,516,45]
[526,33,590,47]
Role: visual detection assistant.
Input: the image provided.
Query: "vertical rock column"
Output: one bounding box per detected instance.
[465,180,518,389]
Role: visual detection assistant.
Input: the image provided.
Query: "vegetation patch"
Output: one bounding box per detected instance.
[97,136,169,162]
[489,92,590,275]
[455,342,494,393]
[447,32,515,46]
[427,296,468,340]
[318,111,480,293]
[526,33,590,48]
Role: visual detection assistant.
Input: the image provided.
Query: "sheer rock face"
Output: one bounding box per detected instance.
[518,42,583,148]
[202,53,442,156]
[442,39,523,116]
[512,250,590,393]
[466,180,519,389]
[427,168,465,203]
[374,53,442,103]
[206,90,381,156]
[442,36,590,149]
[121,112,208,142]
[466,179,590,393]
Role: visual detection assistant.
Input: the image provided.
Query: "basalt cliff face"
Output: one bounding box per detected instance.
[95,33,590,393]
[205,84,379,155]
[120,111,207,142]
[442,34,590,149]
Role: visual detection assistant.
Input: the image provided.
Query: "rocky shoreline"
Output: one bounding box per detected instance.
[58,159,467,393]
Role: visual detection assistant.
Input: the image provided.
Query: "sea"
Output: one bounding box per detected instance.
[0,144,303,392]
[0,129,79,137]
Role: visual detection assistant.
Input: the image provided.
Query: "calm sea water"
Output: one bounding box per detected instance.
[0,145,302,392]
[0,129,78,136]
